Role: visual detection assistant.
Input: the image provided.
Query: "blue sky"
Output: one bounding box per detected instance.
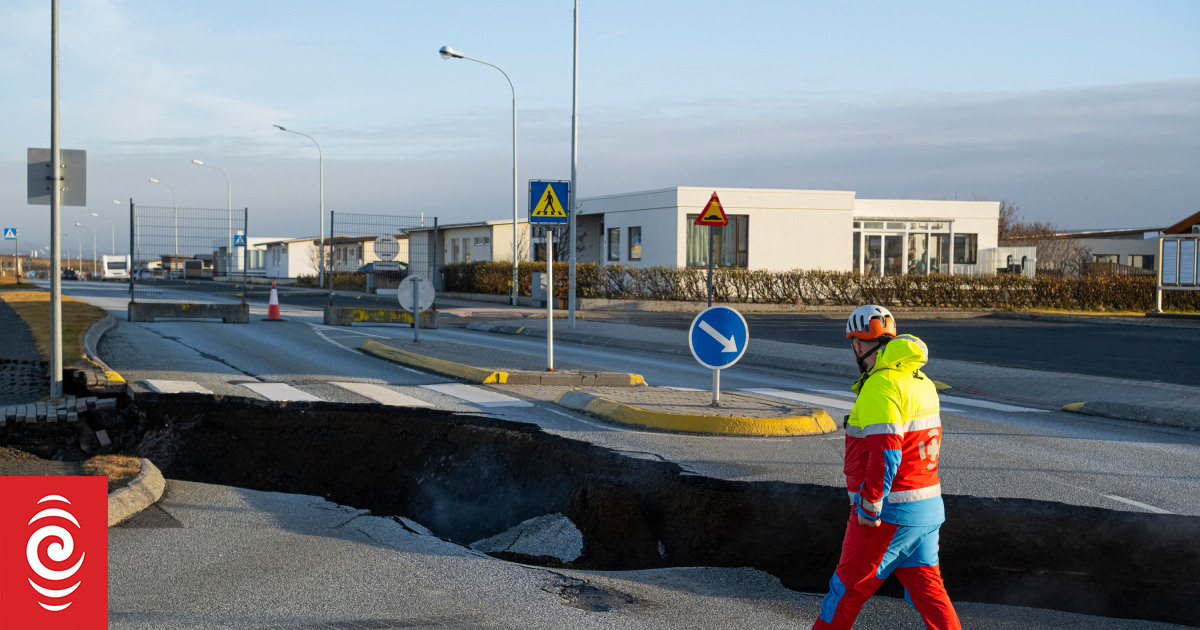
[1,0,1197,253]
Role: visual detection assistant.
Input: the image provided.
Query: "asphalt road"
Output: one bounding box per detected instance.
[595,311,1200,387]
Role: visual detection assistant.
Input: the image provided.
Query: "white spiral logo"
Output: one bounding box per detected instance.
[26,494,86,612]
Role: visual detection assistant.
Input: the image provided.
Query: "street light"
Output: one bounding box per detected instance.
[96,209,116,255]
[74,222,96,275]
[274,125,325,289]
[148,178,178,258]
[440,45,519,306]
[64,233,82,270]
[192,159,233,275]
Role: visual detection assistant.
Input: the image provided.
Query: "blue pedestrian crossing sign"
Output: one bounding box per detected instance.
[233,232,246,247]
[529,180,569,224]
[2,228,16,240]
[688,305,749,370]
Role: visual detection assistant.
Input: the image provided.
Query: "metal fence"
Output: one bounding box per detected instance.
[130,203,248,309]
[327,212,436,306]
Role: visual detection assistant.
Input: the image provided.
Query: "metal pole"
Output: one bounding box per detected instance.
[242,208,249,305]
[49,0,63,398]
[511,81,518,308]
[568,0,579,327]
[547,228,554,371]
[707,226,714,307]
[412,276,421,343]
[1156,236,1164,313]
[328,211,336,307]
[712,368,720,407]
[130,200,136,303]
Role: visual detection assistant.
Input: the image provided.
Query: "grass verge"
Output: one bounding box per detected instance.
[0,290,109,366]
[81,454,142,492]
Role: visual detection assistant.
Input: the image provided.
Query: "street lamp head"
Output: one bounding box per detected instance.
[112,200,121,204]
[439,45,463,60]
[191,159,204,166]
[149,178,159,184]
[74,222,82,227]
[273,124,287,131]
[91,212,99,217]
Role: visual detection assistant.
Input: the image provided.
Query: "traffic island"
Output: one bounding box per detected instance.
[556,388,837,436]
[359,338,646,386]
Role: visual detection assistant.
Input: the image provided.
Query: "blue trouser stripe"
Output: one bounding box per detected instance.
[818,573,847,623]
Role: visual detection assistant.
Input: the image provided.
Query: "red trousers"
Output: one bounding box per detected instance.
[812,512,960,630]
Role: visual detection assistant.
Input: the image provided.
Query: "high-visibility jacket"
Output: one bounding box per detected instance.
[845,334,944,526]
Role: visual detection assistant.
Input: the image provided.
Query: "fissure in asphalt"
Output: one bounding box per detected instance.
[3,395,1197,626]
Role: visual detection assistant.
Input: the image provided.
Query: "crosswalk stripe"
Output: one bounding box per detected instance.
[330,382,433,407]
[742,388,855,410]
[937,394,1048,413]
[240,382,322,402]
[421,383,533,408]
[143,380,213,395]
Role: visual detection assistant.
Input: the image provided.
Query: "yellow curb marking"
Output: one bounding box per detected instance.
[933,380,952,392]
[557,392,837,436]
[360,339,507,384]
[104,370,125,383]
[1062,402,1086,412]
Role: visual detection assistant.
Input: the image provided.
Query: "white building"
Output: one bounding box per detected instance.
[577,187,1028,276]
[261,237,320,280]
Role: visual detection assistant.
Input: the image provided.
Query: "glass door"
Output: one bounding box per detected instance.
[884,234,904,275]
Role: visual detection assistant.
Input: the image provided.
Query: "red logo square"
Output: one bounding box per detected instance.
[0,476,108,630]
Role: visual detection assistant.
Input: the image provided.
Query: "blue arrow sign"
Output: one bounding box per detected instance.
[233,232,246,247]
[688,305,749,370]
[2,228,15,240]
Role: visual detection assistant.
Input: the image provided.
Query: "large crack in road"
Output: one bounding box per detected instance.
[4,394,1197,626]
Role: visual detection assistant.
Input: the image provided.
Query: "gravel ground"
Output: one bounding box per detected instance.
[0,445,82,476]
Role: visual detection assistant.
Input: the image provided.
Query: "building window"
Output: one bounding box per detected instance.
[607,228,620,261]
[686,215,749,268]
[628,227,642,261]
[1093,254,1118,264]
[953,233,978,264]
[462,238,471,262]
[1130,255,1155,270]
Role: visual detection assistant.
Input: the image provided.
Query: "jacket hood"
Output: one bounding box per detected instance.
[873,334,929,373]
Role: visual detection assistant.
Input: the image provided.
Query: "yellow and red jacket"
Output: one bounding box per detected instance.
[845,334,945,526]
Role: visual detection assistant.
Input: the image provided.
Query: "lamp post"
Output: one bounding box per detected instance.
[64,233,82,270]
[74,222,96,276]
[439,45,519,306]
[97,208,116,254]
[192,159,232,275]
[274,125,324,289]
[148,178,178,258]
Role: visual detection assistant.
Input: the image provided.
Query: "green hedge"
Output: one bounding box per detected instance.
[439,262,1200,312]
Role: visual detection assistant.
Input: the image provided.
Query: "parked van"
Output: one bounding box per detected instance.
[100,255,131,281]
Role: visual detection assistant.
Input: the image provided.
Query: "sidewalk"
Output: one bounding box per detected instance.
[453,315,1198,431]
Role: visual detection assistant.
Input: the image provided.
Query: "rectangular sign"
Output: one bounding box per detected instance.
[529,180,569,224]
[0,476,108,630]
[1181,239,1196,286]
[1162,239,1178,285]
[27,148,87,207]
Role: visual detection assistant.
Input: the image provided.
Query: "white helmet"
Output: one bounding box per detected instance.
[846,305,897,341]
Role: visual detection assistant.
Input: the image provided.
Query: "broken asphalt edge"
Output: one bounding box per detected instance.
[84,312,126,385]
[108,458,165,527]
[555,390,838,436]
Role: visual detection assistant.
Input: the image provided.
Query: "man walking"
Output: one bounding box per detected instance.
[812,305,960,629]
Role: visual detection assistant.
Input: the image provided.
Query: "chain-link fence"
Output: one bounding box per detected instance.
[326,212,435,306]
[129,204,249,322]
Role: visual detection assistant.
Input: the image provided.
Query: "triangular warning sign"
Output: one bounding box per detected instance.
[532,185,567,218]
[694,192,728,226]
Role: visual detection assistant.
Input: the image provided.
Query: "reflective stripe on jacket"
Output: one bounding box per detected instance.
[846,334,945,526]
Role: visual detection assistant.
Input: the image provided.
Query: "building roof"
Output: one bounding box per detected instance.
[1163,209,1200,235]
[406,219,528,233]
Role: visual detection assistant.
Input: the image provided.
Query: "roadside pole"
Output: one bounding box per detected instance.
[529,180,568,372]
[49,0,63,399]
[694,192,729,309]
[707,226,714,307]
[546,229,554,371]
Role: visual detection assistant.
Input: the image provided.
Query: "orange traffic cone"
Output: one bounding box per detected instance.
[264,282,286,322]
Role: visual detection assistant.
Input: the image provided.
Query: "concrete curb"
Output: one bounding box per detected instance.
[83,313,126,385]
[108,458,165,527]
[555,390,838,436]
[360,339,507,383]
[1063,402,1199,431]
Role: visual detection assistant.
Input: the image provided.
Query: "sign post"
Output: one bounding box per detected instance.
[398,275,435,343]
[529,180,569,372]
[693,192,729,307]
[688,305,749,407]
[3,229,16,280]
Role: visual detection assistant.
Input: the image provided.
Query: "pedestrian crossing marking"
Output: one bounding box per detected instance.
[742,388,855,410]
[330,382,432,407]
[421,383,533,408]
[143,379,213,395]
[240,382,322,402]
[531,184,567,218]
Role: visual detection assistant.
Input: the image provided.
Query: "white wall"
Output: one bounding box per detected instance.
[1075,237,1158,265]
